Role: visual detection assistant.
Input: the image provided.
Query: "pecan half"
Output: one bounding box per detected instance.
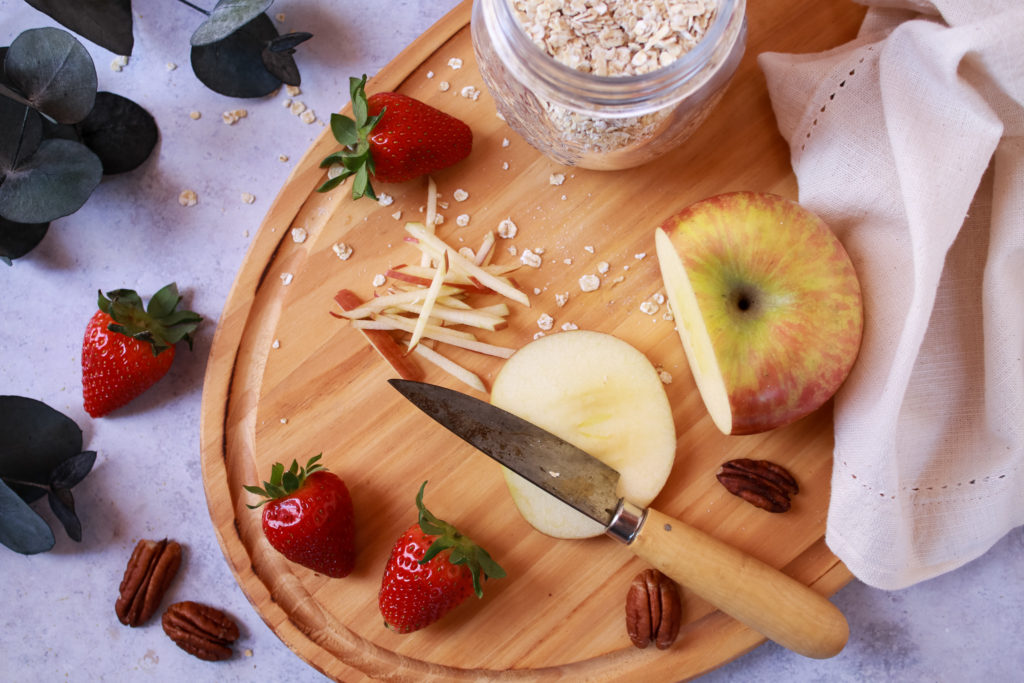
[716,458,799,513]
[625,568,682,650]
[162,601,240,661]
[115,538,182,627]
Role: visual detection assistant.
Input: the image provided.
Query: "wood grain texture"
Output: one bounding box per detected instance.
[199,1,866,680]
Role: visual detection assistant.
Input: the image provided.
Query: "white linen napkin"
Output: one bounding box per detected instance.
[758,0,1024,589]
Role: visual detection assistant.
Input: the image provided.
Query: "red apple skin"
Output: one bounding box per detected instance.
[657,191,864,435]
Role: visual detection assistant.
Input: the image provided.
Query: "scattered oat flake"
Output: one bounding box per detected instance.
[502,137,510,147]
[456,214,470,227]
[556,292,569,306]
[272,339,281,349]
[584,245,595,254]
[537,313,554,331]
[189,111,201,120]
[635,252,647,260]
[281,273,294,285]
[391,211,403,220]
[640,300,659,315]
[178,190,198,207]
[241,192,255,204]
[549,173,565,185]
[278,154,289,162]
[439,81,451,92]
[521,249,542,268]
[378,194,395,206]
[663,310,675,321]
[332,242,353,260]
[563,258,573,265]
[448,57,464,69]
[653,292,666,304]
[276,12,286,21]
[460,85,481,100]
[458,246,476,260]
[497,217,518,239]
[290,101,307,116]
[286,85,301,96]
[502,161,510,170]
[300,110,317,124]
[507,245,518,256]
[561,322,579,331]
[659,370,673,384]
[110,55,129,72]
[597,261,610,274]
[453,188,469,201]
[166,62,177,71]
[372,273,386,287]
[291,227,308,243]
[426,70,435,78]
[282,99,292,107]
[579,274,600,292]
[222,109,248,125]
[533,331,546,339]
[533,288,542,295]
[433,214,445,225]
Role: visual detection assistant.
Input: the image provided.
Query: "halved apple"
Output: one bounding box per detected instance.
[489,330,677,539]
[655,191,863,435]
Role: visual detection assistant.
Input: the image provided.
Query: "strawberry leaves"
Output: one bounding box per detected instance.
[413,481,506,598]
[318,75,383,200]
[243,454,325,508]
[99,283,202,356]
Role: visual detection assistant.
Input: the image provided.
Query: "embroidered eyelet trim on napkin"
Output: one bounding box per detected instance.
[800,48,874,152]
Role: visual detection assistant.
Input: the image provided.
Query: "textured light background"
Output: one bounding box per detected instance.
[1,1,1020,680]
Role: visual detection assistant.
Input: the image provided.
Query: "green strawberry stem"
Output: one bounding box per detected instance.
[416,481,506,598]
[100,283,202,355]
[316,74,384,201]
[244,454,325,508]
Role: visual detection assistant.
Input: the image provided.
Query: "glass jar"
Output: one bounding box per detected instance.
[472,0,747,170]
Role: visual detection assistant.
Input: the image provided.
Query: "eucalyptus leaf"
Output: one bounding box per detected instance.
[190,14,283,98]
[0,479,55,555]
[24,0,134,56]
[0,396,83,484]
[0,138,103,224]
[75,92,158,175]
[5,28,97,124]
[48,487,82,542]
[0,216,49,265]
[190,0,274,47]
[261,44,300,87]
[0,95,43,173]
[49,451,97,490]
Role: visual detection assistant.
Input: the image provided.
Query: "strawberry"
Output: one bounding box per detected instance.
[244,455,356,578]
[81,283,202,418]
[317,75,472,200]
[378,482,505,633]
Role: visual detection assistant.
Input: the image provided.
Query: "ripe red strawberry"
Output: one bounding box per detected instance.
[244,455,356,578]
[378,482,505,633]
[317,74,472,200]
[82,283,202,418]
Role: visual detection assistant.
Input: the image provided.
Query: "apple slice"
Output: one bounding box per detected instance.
[489,330,677,539]
[655,191,863,435]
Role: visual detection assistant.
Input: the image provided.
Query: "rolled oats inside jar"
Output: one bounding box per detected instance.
[472,0,747,169]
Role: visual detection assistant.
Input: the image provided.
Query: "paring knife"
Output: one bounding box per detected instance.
[389,379,849,659]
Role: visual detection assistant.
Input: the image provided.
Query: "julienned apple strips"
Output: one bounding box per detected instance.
[332,186,527,390]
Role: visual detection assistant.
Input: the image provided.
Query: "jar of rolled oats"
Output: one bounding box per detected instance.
[472,0,747,170]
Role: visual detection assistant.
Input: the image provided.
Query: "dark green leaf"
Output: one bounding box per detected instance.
[315,174,348,193]
[329,114,358,147]
[47,487,82,542]
[261,43,300,86]
[146,283,181,319]
[0,479,54,554]
[190,14,282,98]
[0,215,49,265]
[40,118,82,144]
[267,32,312,53]
[0,138,103,223]
[0,95,43,174]
[49,451,97,490]
[350,76,368,125]
[0,396,83,485]
[75,91,158,175]
[5,28,97,124]
[190,0,274,47]
[24,0,134,56]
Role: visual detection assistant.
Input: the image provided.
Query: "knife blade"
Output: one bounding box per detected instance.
[389,379,849,660]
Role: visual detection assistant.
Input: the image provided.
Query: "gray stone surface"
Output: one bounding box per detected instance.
[2,1,1021,680]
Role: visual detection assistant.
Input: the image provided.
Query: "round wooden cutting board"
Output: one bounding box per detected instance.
[199,1,865,680]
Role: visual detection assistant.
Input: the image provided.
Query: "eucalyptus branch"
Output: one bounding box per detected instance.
[175,0,211,15]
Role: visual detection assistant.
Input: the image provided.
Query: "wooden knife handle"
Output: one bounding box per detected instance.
[628,507,849,659]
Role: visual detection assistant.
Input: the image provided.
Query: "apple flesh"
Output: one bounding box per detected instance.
[655,191,863,435]
[489,330,676,539]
